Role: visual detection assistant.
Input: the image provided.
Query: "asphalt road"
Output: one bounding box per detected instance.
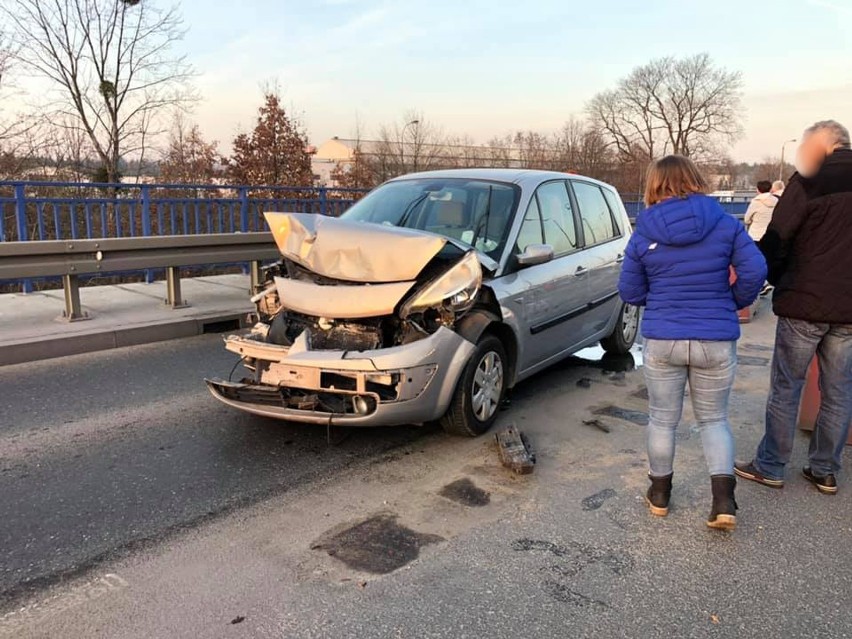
[0,335,434,608]
[4,312,852,638]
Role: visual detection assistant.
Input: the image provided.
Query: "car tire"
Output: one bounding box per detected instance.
[601,303,638,355]
[440,334,508,437]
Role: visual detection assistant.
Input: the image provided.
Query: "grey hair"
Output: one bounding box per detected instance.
[772,180,785,191]
[804,120,851,149]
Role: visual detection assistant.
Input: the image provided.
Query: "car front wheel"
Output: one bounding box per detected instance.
[440,334,507,437]
[601,302,638,355]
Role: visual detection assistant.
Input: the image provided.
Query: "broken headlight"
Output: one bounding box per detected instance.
[400,250,482,318]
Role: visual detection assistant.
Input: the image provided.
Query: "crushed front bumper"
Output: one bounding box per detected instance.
[205,326,475,427]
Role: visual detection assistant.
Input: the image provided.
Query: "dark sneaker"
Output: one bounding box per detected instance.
[734,461,784,488]
[802,466,838,494]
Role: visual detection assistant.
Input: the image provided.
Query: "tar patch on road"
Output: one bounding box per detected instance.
[511,538,634,611]
[439,478,491,507]
[581,488,617,511]
[592,405,650,426]
[312,514,444,575]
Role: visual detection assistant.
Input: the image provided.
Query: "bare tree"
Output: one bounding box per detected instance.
[0,29,12,92]
[588,87,656,166]
[2,0,195,183]
[512,131,559,170]
[0,27,28,161]
[484,134,515,168]
[589,54,743,162]
[159,112,218,185]
[554,117,615,179]
[443,134,483,168]
[373,111,448,177]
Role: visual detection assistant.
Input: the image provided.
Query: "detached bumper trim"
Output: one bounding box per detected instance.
[205,379,369,425]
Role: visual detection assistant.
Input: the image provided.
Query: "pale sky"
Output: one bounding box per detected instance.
[10,0,852,161]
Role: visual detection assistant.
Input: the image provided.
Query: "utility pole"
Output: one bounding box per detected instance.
[780,139,797,181]
[401,119,420,174]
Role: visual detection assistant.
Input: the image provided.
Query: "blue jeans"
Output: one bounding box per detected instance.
[754,318,852,479]
[644,339,737,477]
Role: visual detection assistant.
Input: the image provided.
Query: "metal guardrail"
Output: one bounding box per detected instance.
[0,181,369,292]
[0,232,279,320]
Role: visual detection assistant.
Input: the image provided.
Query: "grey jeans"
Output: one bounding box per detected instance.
[643,339,738,477]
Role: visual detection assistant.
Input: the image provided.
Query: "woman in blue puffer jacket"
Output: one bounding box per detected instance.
[618,155,767,531]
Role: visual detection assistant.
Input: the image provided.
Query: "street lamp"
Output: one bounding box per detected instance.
[401,119,420,172]
[780,138,797,181]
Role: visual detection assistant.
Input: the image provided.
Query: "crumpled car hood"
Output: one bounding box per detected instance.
[265,211,448,283]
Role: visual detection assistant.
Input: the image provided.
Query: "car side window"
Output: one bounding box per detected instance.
[535,181,577,256]
[601,187,626,235]
[515,196,544,253]
[573,181,618,246]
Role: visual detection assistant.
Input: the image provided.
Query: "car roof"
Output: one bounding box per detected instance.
[386,168,618,192]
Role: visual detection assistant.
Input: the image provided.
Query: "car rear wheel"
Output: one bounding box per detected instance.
[440,334,507,437]
[601,303,638,355]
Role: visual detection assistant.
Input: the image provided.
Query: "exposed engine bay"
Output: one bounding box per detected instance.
[247,211,488,353]
[209,211,492,420]
[253,254,472,352]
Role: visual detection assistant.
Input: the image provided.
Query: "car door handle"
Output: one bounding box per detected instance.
[574,266,589,276]
[615,253,625,263]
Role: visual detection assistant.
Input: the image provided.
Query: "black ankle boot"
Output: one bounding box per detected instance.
[646,473,673,517]
[707,475,738,530]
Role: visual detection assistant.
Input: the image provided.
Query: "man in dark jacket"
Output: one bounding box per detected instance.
[736,120,852,494]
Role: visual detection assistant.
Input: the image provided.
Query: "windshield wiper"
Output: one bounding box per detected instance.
[397,192,430,228]
[470,185,493,249]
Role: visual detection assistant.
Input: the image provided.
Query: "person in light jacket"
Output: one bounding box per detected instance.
[618,155,767,530]
[744,180,778,241]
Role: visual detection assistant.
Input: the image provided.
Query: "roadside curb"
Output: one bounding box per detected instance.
[0,309,250,366]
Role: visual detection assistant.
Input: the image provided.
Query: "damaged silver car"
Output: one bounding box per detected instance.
[206,169,637,436]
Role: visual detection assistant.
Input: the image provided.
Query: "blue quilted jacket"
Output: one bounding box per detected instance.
[618,194,767,341]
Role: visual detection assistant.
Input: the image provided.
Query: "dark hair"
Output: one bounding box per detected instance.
[756,180,772,193]
[644,155,709,206]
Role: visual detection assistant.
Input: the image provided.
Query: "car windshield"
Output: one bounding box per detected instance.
[340,178,520,260]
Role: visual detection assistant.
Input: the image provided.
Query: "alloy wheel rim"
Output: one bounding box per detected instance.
[471,350,504,422]
[622,304,638,343]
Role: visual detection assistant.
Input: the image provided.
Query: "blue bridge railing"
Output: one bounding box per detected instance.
[621,196,749,220]
[0,182,371,243]
[0,181,750,244]
[1,181,751,293]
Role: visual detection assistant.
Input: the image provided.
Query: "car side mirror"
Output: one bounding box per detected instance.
[516,243,555,267]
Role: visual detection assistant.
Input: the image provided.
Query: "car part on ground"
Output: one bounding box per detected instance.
[495,424,536,474]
